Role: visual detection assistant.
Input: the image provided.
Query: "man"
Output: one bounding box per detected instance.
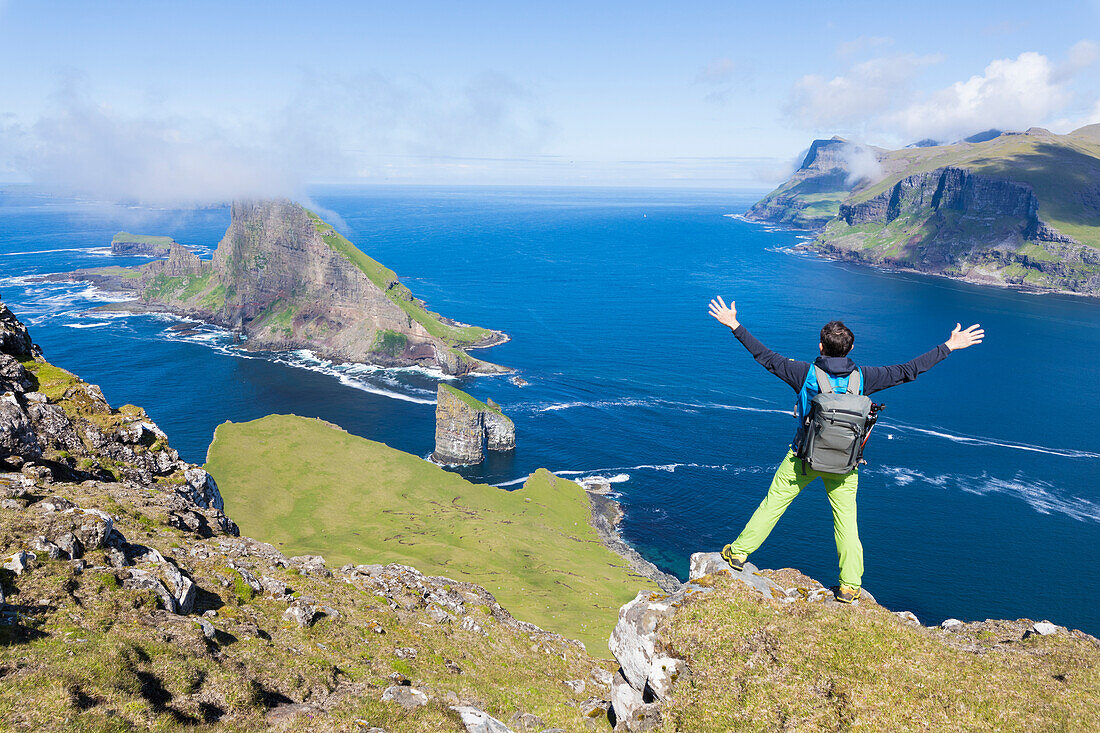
[707,296,984,603]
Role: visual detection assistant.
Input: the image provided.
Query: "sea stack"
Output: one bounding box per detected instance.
[432,384,515,464]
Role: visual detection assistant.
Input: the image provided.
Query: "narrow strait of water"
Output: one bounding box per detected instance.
[2,185,1098,634]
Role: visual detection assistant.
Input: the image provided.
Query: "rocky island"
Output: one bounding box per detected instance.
[56,200,508,375]
[748,125,1100,295]
[110,231,178,256]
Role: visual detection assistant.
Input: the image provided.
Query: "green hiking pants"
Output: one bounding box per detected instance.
[729,449,863,588]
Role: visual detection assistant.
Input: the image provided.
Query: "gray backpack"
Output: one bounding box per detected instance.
[796,367,873,474]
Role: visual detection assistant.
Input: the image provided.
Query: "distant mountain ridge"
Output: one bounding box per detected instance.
[746,125,1100,295]
[56,200,508,375]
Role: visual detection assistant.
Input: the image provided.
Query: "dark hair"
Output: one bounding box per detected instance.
[820,321,854,357]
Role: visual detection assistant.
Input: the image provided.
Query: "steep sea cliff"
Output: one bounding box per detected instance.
[54,199,508,375]
[748,126,1100,295]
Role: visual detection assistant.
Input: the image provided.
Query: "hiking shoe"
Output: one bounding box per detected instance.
[721,545,747,571]
[835,585,861,604]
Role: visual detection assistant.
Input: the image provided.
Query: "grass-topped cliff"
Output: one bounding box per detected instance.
[747,126,1100,295]
[57,200,508,375]
[205,415,657,652]
[111,231,177,256]
[660,568,1100,731]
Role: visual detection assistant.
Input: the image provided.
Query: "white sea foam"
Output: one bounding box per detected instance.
[875,465,1100,524]
[62,321,109,329]
[885,421,1100,460]
[1,246,113,257]
[524,396,791,418]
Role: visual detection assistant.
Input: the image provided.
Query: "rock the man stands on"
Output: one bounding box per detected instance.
[708,296,984,603]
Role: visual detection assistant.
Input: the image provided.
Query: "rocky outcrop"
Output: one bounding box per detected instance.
[607,552,885,730]
[432,384,515,464]
[0,297,236,533]
[56,200,509,375]
[111,232,175,256]
[158,242,208,277]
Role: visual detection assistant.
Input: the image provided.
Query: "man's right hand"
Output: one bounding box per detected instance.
[945,323,984,351]
[708,296,740,331]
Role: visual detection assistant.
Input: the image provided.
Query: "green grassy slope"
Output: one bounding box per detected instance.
[205,415,657,652]
[852,130,1100,246]
[303,209,493,348]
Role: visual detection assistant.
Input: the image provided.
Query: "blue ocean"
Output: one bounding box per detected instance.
[2,186,1098,635]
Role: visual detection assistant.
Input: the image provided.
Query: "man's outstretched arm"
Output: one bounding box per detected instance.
[708,296,810,391]
[862,323,984,395]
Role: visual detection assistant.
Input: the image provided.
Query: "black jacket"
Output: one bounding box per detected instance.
[731,324,950,395]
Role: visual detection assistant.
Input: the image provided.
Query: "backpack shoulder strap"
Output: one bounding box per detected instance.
[847,368,862,395]
[814,366,833,394]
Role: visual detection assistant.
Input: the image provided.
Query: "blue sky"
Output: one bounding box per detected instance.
[1,1,1098,200]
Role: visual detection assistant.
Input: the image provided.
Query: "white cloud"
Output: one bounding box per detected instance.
[836,36,892,59]
[786,54,941,130]
[838,143,883,185]
[889,52,1070,141]
[0,72,553,205]
[786,44,1100,144]
[1053,40,1100,81]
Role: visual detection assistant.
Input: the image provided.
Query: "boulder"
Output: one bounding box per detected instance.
[381,685,429,711]
[75,510,113,550]
[162,562,196,614]
[0,354,32,393]
[283,600,316,627]
[609,587,701,696]
[610,670,644,728]
[55,530,83,559]
[0,398,40,462]
[5,550,35,574]
[125,568,179,613]
[895,611,921,627]
[579,697,611,719]
[451,706,515,732]
[30,536,63,560]
[182,468,225,511]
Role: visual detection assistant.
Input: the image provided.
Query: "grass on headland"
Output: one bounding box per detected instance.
[112,231,176,247]
[304,209,494,348]
[204,414,657,652]
[438,382,502,414]
[663,573,1100,732]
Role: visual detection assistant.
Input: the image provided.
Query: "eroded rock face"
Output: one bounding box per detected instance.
[433,384,486,464]
[160,242,208,277]
[432,385,515,465]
